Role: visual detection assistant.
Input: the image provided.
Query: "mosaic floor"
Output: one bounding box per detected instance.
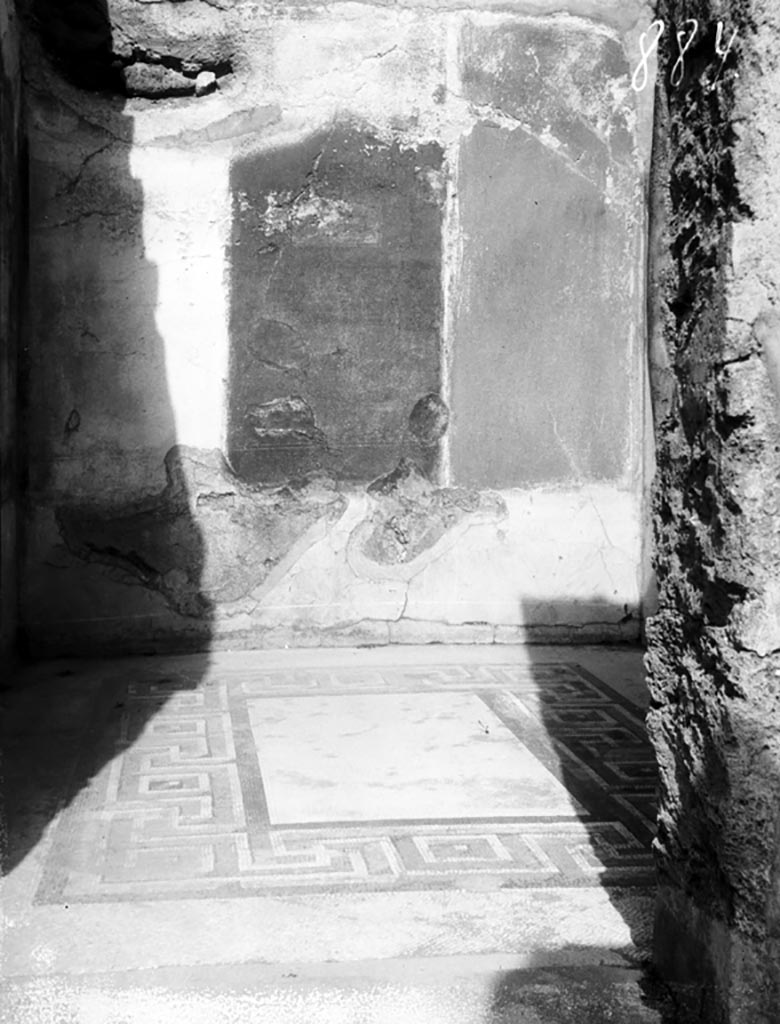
[35,659,656,903]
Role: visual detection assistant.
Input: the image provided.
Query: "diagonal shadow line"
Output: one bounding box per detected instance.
[483,602,673,1022]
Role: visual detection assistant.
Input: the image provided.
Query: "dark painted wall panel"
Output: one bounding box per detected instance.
[451,124,634,487]
[228,126,444,484]
[451,22,639,489]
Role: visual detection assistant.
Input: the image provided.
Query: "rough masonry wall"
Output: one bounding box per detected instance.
[0,1,23,668]
[646,0,780,1019]
[20,0,651,654]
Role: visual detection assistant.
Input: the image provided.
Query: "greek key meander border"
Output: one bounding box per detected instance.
[35,662,656,902]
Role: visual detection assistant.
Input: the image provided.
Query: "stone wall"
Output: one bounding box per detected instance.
[646,0,780,1019]
[19,0,653,655]
[0,1,23,670]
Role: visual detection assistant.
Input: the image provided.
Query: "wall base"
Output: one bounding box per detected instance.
[654,885,780,1024]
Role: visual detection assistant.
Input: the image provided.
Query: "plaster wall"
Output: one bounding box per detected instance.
[21,0,653,654]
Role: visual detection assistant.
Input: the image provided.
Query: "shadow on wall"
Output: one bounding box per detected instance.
[1,0,212,873]
[21,0,216,655]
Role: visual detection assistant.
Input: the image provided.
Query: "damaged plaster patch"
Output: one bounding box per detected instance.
[348,458,507,581]
[250,492,408,631]
[236,395,330,483]
[408,393,450,447]
[152,105,282,148]
[459,18,636,188]
[234,143,383,246]
[258,189,361,240]
[245,395,327,445]
[56,445,346,616]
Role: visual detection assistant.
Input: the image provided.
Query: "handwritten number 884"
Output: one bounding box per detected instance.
[631,19,738,93]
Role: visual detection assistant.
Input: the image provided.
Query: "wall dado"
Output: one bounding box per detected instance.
[21,0,654,654]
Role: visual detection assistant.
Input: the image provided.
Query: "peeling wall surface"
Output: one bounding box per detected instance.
[19,0,653,654]
[646,1,780,1021]
[1,1,23,667]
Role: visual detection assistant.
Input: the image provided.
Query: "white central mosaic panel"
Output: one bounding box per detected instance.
[247,692,579,824]
[35,662,656,901]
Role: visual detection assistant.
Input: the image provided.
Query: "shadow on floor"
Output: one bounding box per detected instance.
[0,655,210,880]
[487,962,681,1022]
[2,0,212,879]
[482,600,671,1020]
[2,589,670,1016]
[522,603,655,936]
